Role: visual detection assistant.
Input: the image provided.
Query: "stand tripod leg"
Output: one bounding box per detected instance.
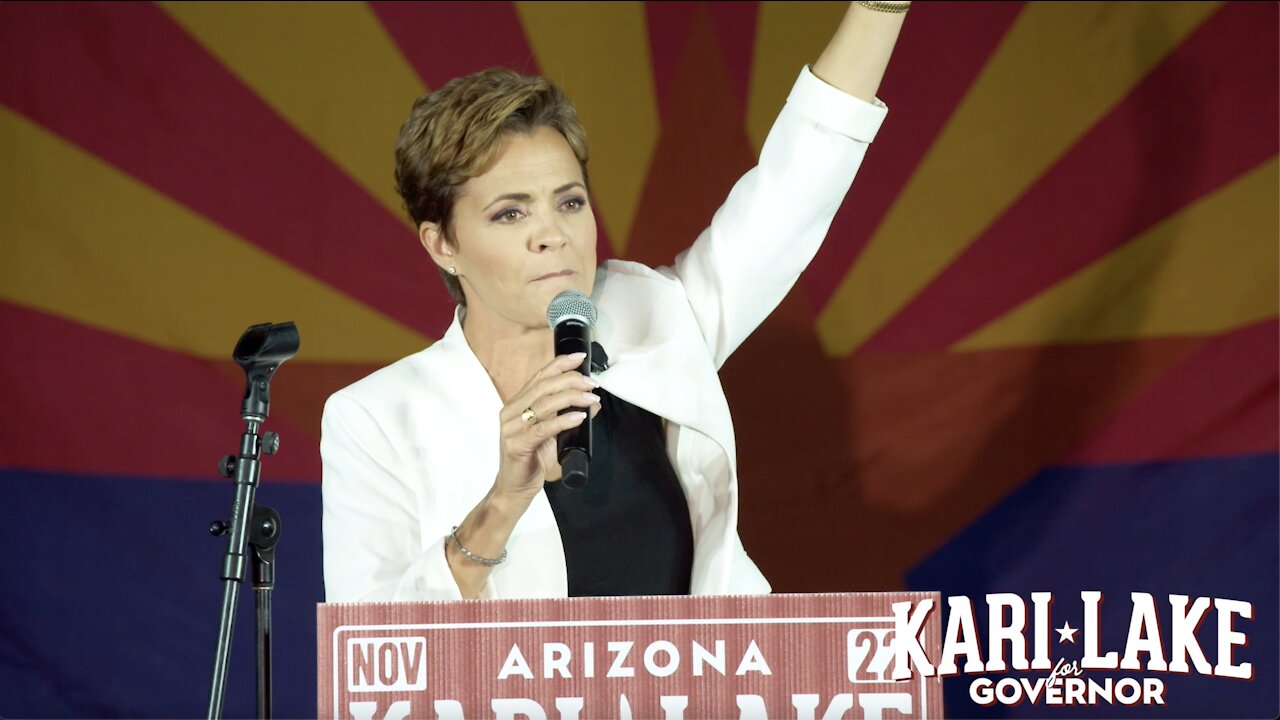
[251,504,279,720]
[255,585,272,720]
[208,580,241,720]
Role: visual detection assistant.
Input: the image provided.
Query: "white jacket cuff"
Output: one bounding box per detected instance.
[787,64,889,143]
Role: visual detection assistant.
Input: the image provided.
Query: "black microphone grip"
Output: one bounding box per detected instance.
[554,319,591,489]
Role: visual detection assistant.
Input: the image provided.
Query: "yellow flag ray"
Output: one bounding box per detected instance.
[817,2,1221,356]
[0,106,428,364]
[160,1,426,223]
[958,158,1279,349]
[515,1,659,255]
[747,1,849,157]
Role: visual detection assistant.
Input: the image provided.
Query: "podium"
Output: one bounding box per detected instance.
[318,592,943,720]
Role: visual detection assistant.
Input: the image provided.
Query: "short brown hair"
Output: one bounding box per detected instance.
[395,68,590,305]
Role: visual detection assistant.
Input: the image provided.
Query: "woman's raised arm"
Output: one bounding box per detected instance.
[813,1,910,104]
[659,1,909,366]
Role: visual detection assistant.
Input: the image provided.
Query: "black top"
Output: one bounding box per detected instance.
[543,388,694,596]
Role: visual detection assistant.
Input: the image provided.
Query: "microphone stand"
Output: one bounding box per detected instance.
[207,322,299,720]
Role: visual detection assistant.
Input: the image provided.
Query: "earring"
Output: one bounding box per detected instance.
[447,267,457,276]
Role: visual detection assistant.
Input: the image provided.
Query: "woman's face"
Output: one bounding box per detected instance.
[434,126,598,332]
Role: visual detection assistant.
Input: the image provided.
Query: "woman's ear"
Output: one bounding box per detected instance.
[418,221,455,270]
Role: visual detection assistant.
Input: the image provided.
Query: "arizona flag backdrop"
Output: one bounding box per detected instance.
[0,2,1275,718]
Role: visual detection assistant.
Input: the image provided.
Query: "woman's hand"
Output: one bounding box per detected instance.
[446,351,602,598]
[494,351,601,502]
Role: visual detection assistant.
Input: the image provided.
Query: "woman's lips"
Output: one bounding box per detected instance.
[532,270,574,282]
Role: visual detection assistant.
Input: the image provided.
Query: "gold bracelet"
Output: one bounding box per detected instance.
[856,0,911,13]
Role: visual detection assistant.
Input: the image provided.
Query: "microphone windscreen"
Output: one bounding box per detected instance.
[546,290,597,329]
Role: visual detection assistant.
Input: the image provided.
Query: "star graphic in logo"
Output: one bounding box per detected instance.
[1056,621,1079,644]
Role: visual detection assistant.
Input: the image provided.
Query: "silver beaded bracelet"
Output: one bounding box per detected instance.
[450,525,508,567]
[856,0,911,13]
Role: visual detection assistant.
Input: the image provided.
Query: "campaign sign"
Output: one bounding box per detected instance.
[318,592,944,720]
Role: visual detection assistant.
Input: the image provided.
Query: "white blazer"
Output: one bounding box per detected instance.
[321,66,888,602]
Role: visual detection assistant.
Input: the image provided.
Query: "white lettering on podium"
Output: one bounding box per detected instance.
[1168,594,1212,674]
[498,645,534,680]
[348,700,411,720]
[659,695,689,720]
[890,598,935,679]
[644,640,680,677]
[736,693,910,720]
[936,596,983,676]
[495,639,772,680]
[608,641,635,677]
[347,637,426,692]
[1121,593,1166,671]
[736,640,772,676]
[986,593,1027,672]
[544,643,572,678]
[692,640,725,676]
[432,699,464,720]
[554,697,584,720]
[790,693,853,720]
[492,698,545,720]
[1081,591,1119,670]
[846,628,898,682]
[859,693,912,720]
[1214,598,1253,679]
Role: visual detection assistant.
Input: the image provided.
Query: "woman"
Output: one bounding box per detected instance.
[322,0,910,602]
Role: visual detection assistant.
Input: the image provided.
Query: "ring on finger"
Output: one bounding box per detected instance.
[521,407,539,426]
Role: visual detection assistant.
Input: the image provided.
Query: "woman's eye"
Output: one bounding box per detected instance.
[562,197,586,211]
[493,208,523,223]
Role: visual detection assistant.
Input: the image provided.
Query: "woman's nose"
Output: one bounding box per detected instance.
[531,216,570,251]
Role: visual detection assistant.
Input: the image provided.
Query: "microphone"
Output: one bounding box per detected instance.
[546,290,597,489]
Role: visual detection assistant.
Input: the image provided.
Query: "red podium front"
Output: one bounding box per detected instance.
[318,592,943,719]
